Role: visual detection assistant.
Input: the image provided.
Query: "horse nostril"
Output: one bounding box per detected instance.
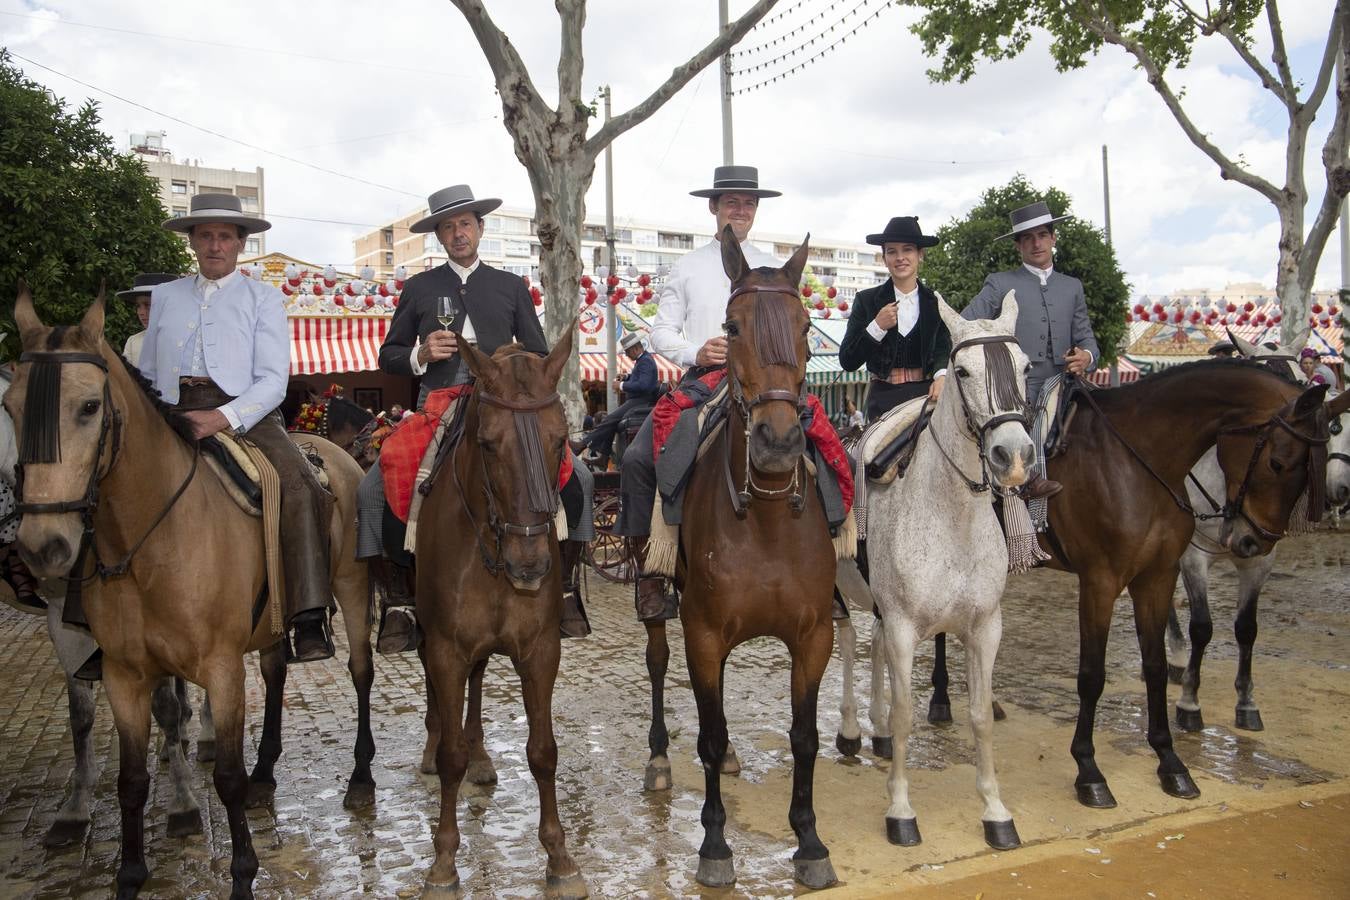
[990,445,1011,468]
[1236,536,1260,558]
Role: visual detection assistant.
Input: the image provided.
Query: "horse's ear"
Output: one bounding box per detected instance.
[1294,382,1330,418]
[935,291,962,333]
[994,289,1019,332]
[14,279,44,341]
[1325,389,1350,419]
[458,334,495,382]
[78,282,107,342]
[720,225,748,283]
[1226,327,1258,358]
[782,233,810,288]
[542,318,577,388]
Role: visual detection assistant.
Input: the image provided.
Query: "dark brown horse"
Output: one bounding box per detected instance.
[1040,361,1342,808]
[414,331,587,899]
[672,232,837,889]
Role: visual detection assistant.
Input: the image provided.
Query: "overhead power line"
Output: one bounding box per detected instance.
[729,2,896,96]
[731,0,881,76]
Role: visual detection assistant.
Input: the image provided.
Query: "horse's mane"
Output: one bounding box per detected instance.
[112,349,197,444]
[1120,356,1296,391]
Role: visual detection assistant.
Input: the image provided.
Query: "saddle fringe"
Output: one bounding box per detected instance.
[646,492,680,578]
[834,506,857,560]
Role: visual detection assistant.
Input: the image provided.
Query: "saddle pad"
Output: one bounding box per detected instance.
[858,396,929,471]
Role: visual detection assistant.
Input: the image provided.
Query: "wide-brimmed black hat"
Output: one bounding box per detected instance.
[997,200,1072,241]
[689,165,782,199]
[410,184,503,233]
[115,272,179,301]
[865,216,939,248]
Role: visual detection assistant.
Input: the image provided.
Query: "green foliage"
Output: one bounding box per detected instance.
[0,50,191,361]
[909,0,1265,83]
[922,175,1130,363]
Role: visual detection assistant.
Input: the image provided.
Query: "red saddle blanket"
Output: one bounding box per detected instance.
[381,384,573,522]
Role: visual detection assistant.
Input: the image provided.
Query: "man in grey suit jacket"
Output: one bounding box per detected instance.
[962,201,1100,498]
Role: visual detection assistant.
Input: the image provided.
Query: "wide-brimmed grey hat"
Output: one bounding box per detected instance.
[163,192,271,235]
[866,216,939,248]
[689,165,782,199]
[410,185,503,233]
[997,200,1071,241]
[620,332,644,352]
[116,272,179,301]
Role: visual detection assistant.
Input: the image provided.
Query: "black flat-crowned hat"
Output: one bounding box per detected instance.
[997,200,1072,241]
[163,193,271,235]
[116,272,179,301]
[865,216,939,248]
[689,165,782,199]
[410,185,503,233]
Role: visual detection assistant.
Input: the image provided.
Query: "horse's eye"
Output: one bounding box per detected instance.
[80,399,101,418]
[1269,457,1285,474]
[723,321,739,338]
[1023,362,1032,374]
[955,367,971,379]
[1332,418,1343,436]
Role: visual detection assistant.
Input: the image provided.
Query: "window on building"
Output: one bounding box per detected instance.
[501,216,531,235]
[171,207,188,217]
[616,252,634,268]
[503,264,532,277]
[171,181,187,194]
[235,185,259,211]
[634,230,657,247]
[485,216,503,232]
[199,186,231,196]
[583,224,607,242]
[424,234,441,253]
[382,228,393,247]
[245,238,261,255]
[504,240,531,258]
[658,231,693,250]
[479,239,503,257]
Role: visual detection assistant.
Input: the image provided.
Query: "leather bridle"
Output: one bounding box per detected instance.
[929,334,1029,494]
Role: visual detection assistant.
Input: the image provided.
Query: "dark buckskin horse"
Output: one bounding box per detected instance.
[414,330,588,900]
[673,231,837,890]
[1036,361,1341,809]
[5,287,371,899]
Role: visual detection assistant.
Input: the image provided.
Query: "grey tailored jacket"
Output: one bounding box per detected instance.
[960,267,1100,371]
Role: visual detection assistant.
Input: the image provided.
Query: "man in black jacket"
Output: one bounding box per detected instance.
[839,217,951,422]
[578,331,661,468]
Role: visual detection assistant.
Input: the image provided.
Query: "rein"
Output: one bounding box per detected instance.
[927,334,1028,495]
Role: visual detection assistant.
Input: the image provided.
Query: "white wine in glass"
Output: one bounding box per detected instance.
[436,295,454,329]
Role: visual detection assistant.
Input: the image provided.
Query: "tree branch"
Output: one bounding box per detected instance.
[447,0,550,124]
[1214,18,1290,108]
[556,0,585,112]
[1296,16,1350,288]
[585,0,780,157]
[1295,0,1345,130]
[1265,0,1299,101]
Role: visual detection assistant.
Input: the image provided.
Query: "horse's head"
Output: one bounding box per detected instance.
[3,283,115,577]
[721,226,810,474]
[458,325,574,592]
[1215,381,1348,558]
[937,291,1035,488]
[1328,393,1350,508]
[1227,330,1302,382]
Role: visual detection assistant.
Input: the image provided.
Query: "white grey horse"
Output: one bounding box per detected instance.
[0,366,202,847]
[843,295,1035,850]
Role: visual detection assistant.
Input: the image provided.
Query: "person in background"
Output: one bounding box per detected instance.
[117,273,178,366]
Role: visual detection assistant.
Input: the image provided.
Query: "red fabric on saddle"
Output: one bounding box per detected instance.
[802,393,854,513]
[382,384,574,522]
[652,368,728,457]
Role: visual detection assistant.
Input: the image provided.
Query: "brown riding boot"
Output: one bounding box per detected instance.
[1022,474,1063,500]
[558,539,591,638]
[635,576,674,623]
[370,557,420,654]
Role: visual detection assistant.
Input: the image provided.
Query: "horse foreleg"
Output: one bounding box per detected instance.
[787,627,838,889]
[928,632,953,725]
[883,620,920,845]
[689,639,735,888]
[643,620,673,791]
[423,650,469,897]
[245,645,286,808]
[464,658,497,785]
[1233,556,1273,732]
[43,675,97,848]
[1129,566,1200,801]
[339,576,377,808]
[718,656,741,776]
[514,651,587,899]
[103,665,153,899]
[868,616,892,759]
[418,642,440,775]
[1071,577,1118,809]
[834,615,862,758]
[204,659,260,899]
[1175,554,1213,732]
[151,677,202,837]
[967,613,1018,850]
[197,693,216,764]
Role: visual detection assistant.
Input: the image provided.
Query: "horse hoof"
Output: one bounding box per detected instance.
[992,701,1007,722]
[197,739,216,764]
[1075,782,1117,809]
[720,747,741,776]
[1175,706,1204,732]
[886,816,921,846]
[420,876,462,899]
[835,732,862,758]
[42,818,89,848]
[983,819,1021,850]
[1167,663,1186,685]
[343,780,376,810]
[1160,771,1201,799]
[793,855,838,889]
[695,855,736,888]
[167,808,204,838]
[927,702,952,725]
[466,759,498,786]
[643,762,672,792]
[871,736,893,760]
[545,870,590,899]
[420,759,438,776]
[1235,707,1265,731]
[244,780,275,809]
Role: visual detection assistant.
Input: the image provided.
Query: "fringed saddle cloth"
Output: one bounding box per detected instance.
[644,370,856,578]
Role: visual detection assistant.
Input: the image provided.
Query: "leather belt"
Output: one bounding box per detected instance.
[873,368,924,385]
[179,377,217,387]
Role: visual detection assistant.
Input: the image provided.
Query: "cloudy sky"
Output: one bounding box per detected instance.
[2,0,1344,297]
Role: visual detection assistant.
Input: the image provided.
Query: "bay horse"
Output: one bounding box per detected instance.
[674,232,837,890]
[1034,360,1338,808]
[414,330,587,899]
[6,286,370,899]
[860,293,1035,850]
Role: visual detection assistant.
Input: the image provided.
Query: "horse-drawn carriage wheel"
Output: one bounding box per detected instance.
[586,493,636,583]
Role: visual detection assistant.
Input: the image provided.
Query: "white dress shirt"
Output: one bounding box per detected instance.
[409,258,481,376]
[121,330,146,367]
[864,283,947,378]
[649,238,780,368]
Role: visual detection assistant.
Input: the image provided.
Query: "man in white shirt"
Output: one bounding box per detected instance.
[618,165,781,621]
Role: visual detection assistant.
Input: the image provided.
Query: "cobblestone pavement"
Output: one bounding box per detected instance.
[1,532,1347,898]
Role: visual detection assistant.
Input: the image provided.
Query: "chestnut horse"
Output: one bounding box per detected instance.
[1036,361,1341,808]
[6,288,370,899]
[673,232,837,890]
[414,331,587,899]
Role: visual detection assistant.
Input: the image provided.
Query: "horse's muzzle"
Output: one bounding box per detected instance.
[986,424,1035,489]
[505,557,551,593]
[18,532,74,578]
[750,421,805,474]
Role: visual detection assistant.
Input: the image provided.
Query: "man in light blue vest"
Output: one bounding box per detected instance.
[142,193,335,663]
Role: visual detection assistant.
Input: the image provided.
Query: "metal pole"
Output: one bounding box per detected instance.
[604,86,619,413]
[1340,48,1349,376]
[719,0,734,165]
[1103,144,1120,387]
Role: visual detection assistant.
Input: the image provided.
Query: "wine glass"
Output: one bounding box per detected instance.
[436,296,454,330]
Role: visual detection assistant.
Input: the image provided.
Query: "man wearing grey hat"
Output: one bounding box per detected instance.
[618,165,781,622]
[578,331,661,470]
[137,193,336,664]
[118,273,178,366]
[961,200,1100,499]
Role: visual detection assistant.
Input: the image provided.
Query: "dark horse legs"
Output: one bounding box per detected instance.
[104,667,153,899]
[245,645,285,808]
[643,620,673,791]
[928,633,1006,725]
[1130,566,1201,800]
[419,652,496,785]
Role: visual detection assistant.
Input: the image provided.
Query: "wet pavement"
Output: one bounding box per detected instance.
[0,530,1347,898]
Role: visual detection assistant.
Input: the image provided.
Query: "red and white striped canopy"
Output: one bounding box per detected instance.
[578,351,683,383]
[1087,356,1140,386]
[290,316,389,375]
